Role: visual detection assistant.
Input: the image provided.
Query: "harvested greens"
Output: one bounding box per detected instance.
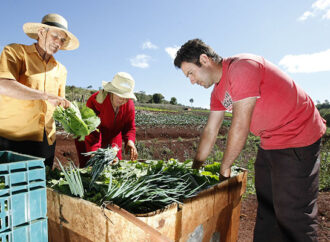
[57,159,84,198]
[53,102,100,141]
[84,146,120,186]
[47,155,242,214]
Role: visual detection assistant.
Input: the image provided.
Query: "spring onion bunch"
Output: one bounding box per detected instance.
[57,159,84,198]
[105,169,203,214]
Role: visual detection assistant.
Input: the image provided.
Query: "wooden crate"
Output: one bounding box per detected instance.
[47,170,247,242]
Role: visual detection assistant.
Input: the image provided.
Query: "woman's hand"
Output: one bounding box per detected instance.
[126,140,138,160]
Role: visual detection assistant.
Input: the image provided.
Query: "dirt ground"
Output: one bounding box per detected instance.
[54,126,329,241]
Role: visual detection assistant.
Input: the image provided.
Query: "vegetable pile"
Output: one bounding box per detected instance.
[47,148,241,214]
[53,102,100,141]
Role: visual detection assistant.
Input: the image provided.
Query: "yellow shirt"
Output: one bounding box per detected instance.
[0,43,67,145]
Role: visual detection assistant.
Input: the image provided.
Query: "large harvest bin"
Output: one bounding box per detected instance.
[0,151,48,242]
[47,169,247,242]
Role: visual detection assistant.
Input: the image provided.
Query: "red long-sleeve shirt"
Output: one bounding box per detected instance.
[75,91,136,167]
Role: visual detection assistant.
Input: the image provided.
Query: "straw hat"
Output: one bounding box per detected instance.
[103,72,137,100]
[23,13,79,50]
[96,72,137,104]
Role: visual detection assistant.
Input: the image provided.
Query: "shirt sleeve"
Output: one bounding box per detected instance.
[0,44,23,81]
[86,92,101,115]
[84,92,102,151]
[121,100,136,144]
[210,88,226,111]
[228,59,262,102]
[84,130,102,152]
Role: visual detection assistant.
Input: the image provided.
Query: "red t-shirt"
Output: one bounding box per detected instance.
[75,91,136,166]
[211,54,326,149]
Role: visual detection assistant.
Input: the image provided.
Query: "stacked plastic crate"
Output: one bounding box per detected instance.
[0,151,48,242]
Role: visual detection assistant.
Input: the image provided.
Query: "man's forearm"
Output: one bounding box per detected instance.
[220,124,250,176]
[220,97,256,177]
[0,78,47,100]
[193,111,224,169]
[195,127,218,162]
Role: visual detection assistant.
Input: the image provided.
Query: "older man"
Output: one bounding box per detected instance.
[174,38,326,241]
[0,13,79,167]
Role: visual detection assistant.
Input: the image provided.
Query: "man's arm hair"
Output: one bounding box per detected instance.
[0,78,70,108]
[193,110,224,168]
[220,97,257,177]
[0,78,48,100]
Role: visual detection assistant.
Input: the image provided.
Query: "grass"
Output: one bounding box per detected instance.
[320,136,330,191]
[135,106,178,112]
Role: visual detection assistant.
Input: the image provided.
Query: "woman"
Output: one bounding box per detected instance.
[75,72,138,167]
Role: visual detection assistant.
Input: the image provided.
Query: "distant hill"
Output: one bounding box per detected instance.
[65,85,209,111]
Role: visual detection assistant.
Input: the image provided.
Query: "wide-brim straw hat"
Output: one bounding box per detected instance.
[102,72,137,101]
[23,13,79,50]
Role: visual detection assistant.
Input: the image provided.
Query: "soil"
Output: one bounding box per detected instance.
[54,126,330,241]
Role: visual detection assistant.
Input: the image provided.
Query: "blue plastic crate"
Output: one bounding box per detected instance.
[0,218,48,242]
[0,151,47,233]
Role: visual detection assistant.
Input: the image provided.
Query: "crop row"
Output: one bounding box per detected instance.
[135,112,231,127]
[136,112,203,126]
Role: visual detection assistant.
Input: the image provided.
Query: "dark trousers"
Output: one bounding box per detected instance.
[253,139,321,242]
[0,131,56,168]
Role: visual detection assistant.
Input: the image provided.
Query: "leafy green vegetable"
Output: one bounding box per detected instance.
[53,102,100,141]
[84,146,119,188]
[47,158,243,214]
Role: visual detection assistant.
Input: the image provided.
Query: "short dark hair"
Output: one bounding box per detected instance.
[174,38,222,68]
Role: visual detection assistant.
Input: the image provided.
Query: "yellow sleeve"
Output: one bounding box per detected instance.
[0,44,23,81]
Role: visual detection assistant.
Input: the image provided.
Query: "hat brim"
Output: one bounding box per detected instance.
[23,22,79,50]
[102,81,137,101]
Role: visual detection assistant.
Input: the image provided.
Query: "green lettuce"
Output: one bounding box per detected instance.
[53,102,101,141]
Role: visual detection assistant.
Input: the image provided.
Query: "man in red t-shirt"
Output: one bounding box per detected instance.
[174,39,326,242]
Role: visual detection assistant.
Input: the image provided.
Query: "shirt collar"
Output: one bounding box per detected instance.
[27,44,57,64]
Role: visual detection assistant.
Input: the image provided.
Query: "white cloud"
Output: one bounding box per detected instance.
[279,49,330,73]
[130,54,151,68]
[165,46,180,59]
[322,9,330,18]
[298,0,330,21]
[298,11,314,21]
[142,41,158,50]
[312,0,330,10]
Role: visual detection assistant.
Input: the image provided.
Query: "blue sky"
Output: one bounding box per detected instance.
[1,0,330,108]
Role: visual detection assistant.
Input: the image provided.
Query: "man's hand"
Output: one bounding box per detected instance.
[46,94,71,108]
[192,159,204,170]
[219,173,230,182]
[219,166,231,182]
[126,140,138,160]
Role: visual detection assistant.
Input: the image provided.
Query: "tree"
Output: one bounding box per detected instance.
[189,98,194,107]
[87,85,93,89]
[152,93,164,104]
[135,92,152,103]
[170,97,177,105]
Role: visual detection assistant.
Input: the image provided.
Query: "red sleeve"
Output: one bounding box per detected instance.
[121,100,136,144]
[86,91,101,115]
[228,59,262,102]
[84,92,102,151]
[210,87,226,111]
[84,130,102,152]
